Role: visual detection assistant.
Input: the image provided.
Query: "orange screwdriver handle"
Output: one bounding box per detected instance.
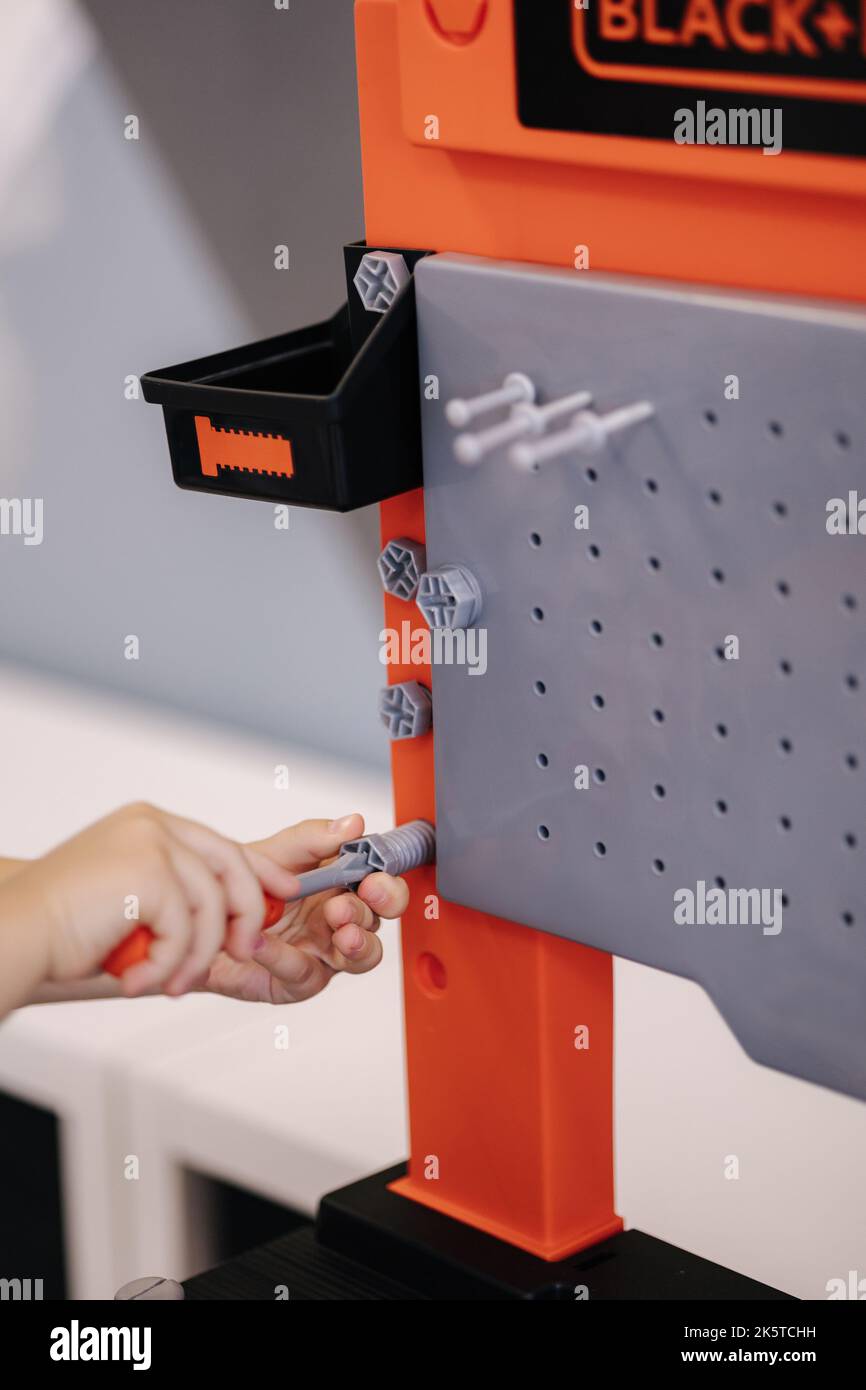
[101,892,286,978]
[102,924,155,978]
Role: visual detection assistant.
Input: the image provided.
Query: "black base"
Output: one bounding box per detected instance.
[184,1223,421,1301]
[185,1165,792,1301]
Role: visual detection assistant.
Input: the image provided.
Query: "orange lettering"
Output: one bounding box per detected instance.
[680,0,728,44]
[772,0,818,54]
[726,0,770,50]
[643,0,678,42]
[600,0,640,39]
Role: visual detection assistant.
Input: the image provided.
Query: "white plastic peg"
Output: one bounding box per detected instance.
[511,401,655,471]
[453,389,593,467]
[445,372,536,430]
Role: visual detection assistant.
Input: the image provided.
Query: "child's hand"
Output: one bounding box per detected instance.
[202,814,409,1004]
[20,803,301,997]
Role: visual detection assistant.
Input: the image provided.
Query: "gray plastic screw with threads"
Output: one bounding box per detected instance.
[344,819,437,876]
[285,819,436,901]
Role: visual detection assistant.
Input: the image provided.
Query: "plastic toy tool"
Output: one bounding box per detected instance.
[100,894,286,979]
[101,820,435,978]
[284,819,436,904]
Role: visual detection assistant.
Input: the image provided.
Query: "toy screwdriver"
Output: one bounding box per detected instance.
[101,819,436,977]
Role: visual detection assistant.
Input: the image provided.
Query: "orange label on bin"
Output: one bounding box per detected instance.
[194,415,294,480]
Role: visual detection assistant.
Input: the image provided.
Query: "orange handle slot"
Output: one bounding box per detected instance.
[262,892,286,929]
[102,925,155,978]
[101,892,286,978]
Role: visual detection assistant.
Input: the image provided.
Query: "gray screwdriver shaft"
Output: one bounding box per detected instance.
[286,852,369,901]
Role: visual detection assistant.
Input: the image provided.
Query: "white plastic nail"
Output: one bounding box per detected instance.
[511,401,654,471]
[445,372,536,430]
[453,389,593,467]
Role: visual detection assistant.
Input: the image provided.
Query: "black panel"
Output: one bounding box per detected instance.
[515,0,866,158]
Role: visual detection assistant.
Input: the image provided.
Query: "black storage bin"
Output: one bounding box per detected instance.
[141,273,423,512]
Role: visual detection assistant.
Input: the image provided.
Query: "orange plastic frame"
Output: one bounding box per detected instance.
[356,0,866,1260]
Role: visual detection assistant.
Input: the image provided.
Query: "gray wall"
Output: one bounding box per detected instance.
[0,0,389,767]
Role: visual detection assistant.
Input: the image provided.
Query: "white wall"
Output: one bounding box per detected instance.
[0,0,388,767]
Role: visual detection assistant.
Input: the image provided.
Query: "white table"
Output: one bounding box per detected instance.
[0,663,864,1300]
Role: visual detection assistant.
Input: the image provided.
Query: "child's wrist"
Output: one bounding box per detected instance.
[12,874,53,966]
[0,874,54,1011]
[0,857,27,887]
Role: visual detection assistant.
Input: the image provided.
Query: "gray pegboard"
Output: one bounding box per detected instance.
[416,253,866,1101]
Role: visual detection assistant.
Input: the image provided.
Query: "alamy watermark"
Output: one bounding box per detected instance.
[50,1322,151,1370]
[826,1270,866,1299]
[674,881,783,936]
[379,621,488,676]
[827,492,866,535]
[674,101,782,156]
[0,1276,43,1300]
[0,498,43,546]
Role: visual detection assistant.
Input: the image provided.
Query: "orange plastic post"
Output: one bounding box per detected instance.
[357,2,622,1261]
[378,493,621,1260]
[355,0,623,1260]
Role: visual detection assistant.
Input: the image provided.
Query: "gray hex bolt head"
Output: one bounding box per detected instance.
[378,681,432,740]
[353,251,410,314]
[377,537,427,601]
[417,565,483,630]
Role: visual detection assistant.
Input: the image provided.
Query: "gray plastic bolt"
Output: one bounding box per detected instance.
[378,680,432,739]
[417,564,483,630]
[511,401,655,471]
[454,389,593,466]
[353,251,410,314]
[341,819,437,877]
[284,820,436,900]
[445,372,535,429]
[377,537,427,600]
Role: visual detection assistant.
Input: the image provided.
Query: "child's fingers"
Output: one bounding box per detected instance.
[248,814,365,873]
[251,937,332,1002]
[357,871,409,921]
[317,893,385,972]
[242,845,301,904]
[327,925,384,976]
[161,813,274,956]
[119,882,192,997]
[322,891,380,935]
[162,843,229,996]
[323,889,378,934]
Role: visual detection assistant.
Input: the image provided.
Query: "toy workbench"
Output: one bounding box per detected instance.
[140,0,866,1302]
